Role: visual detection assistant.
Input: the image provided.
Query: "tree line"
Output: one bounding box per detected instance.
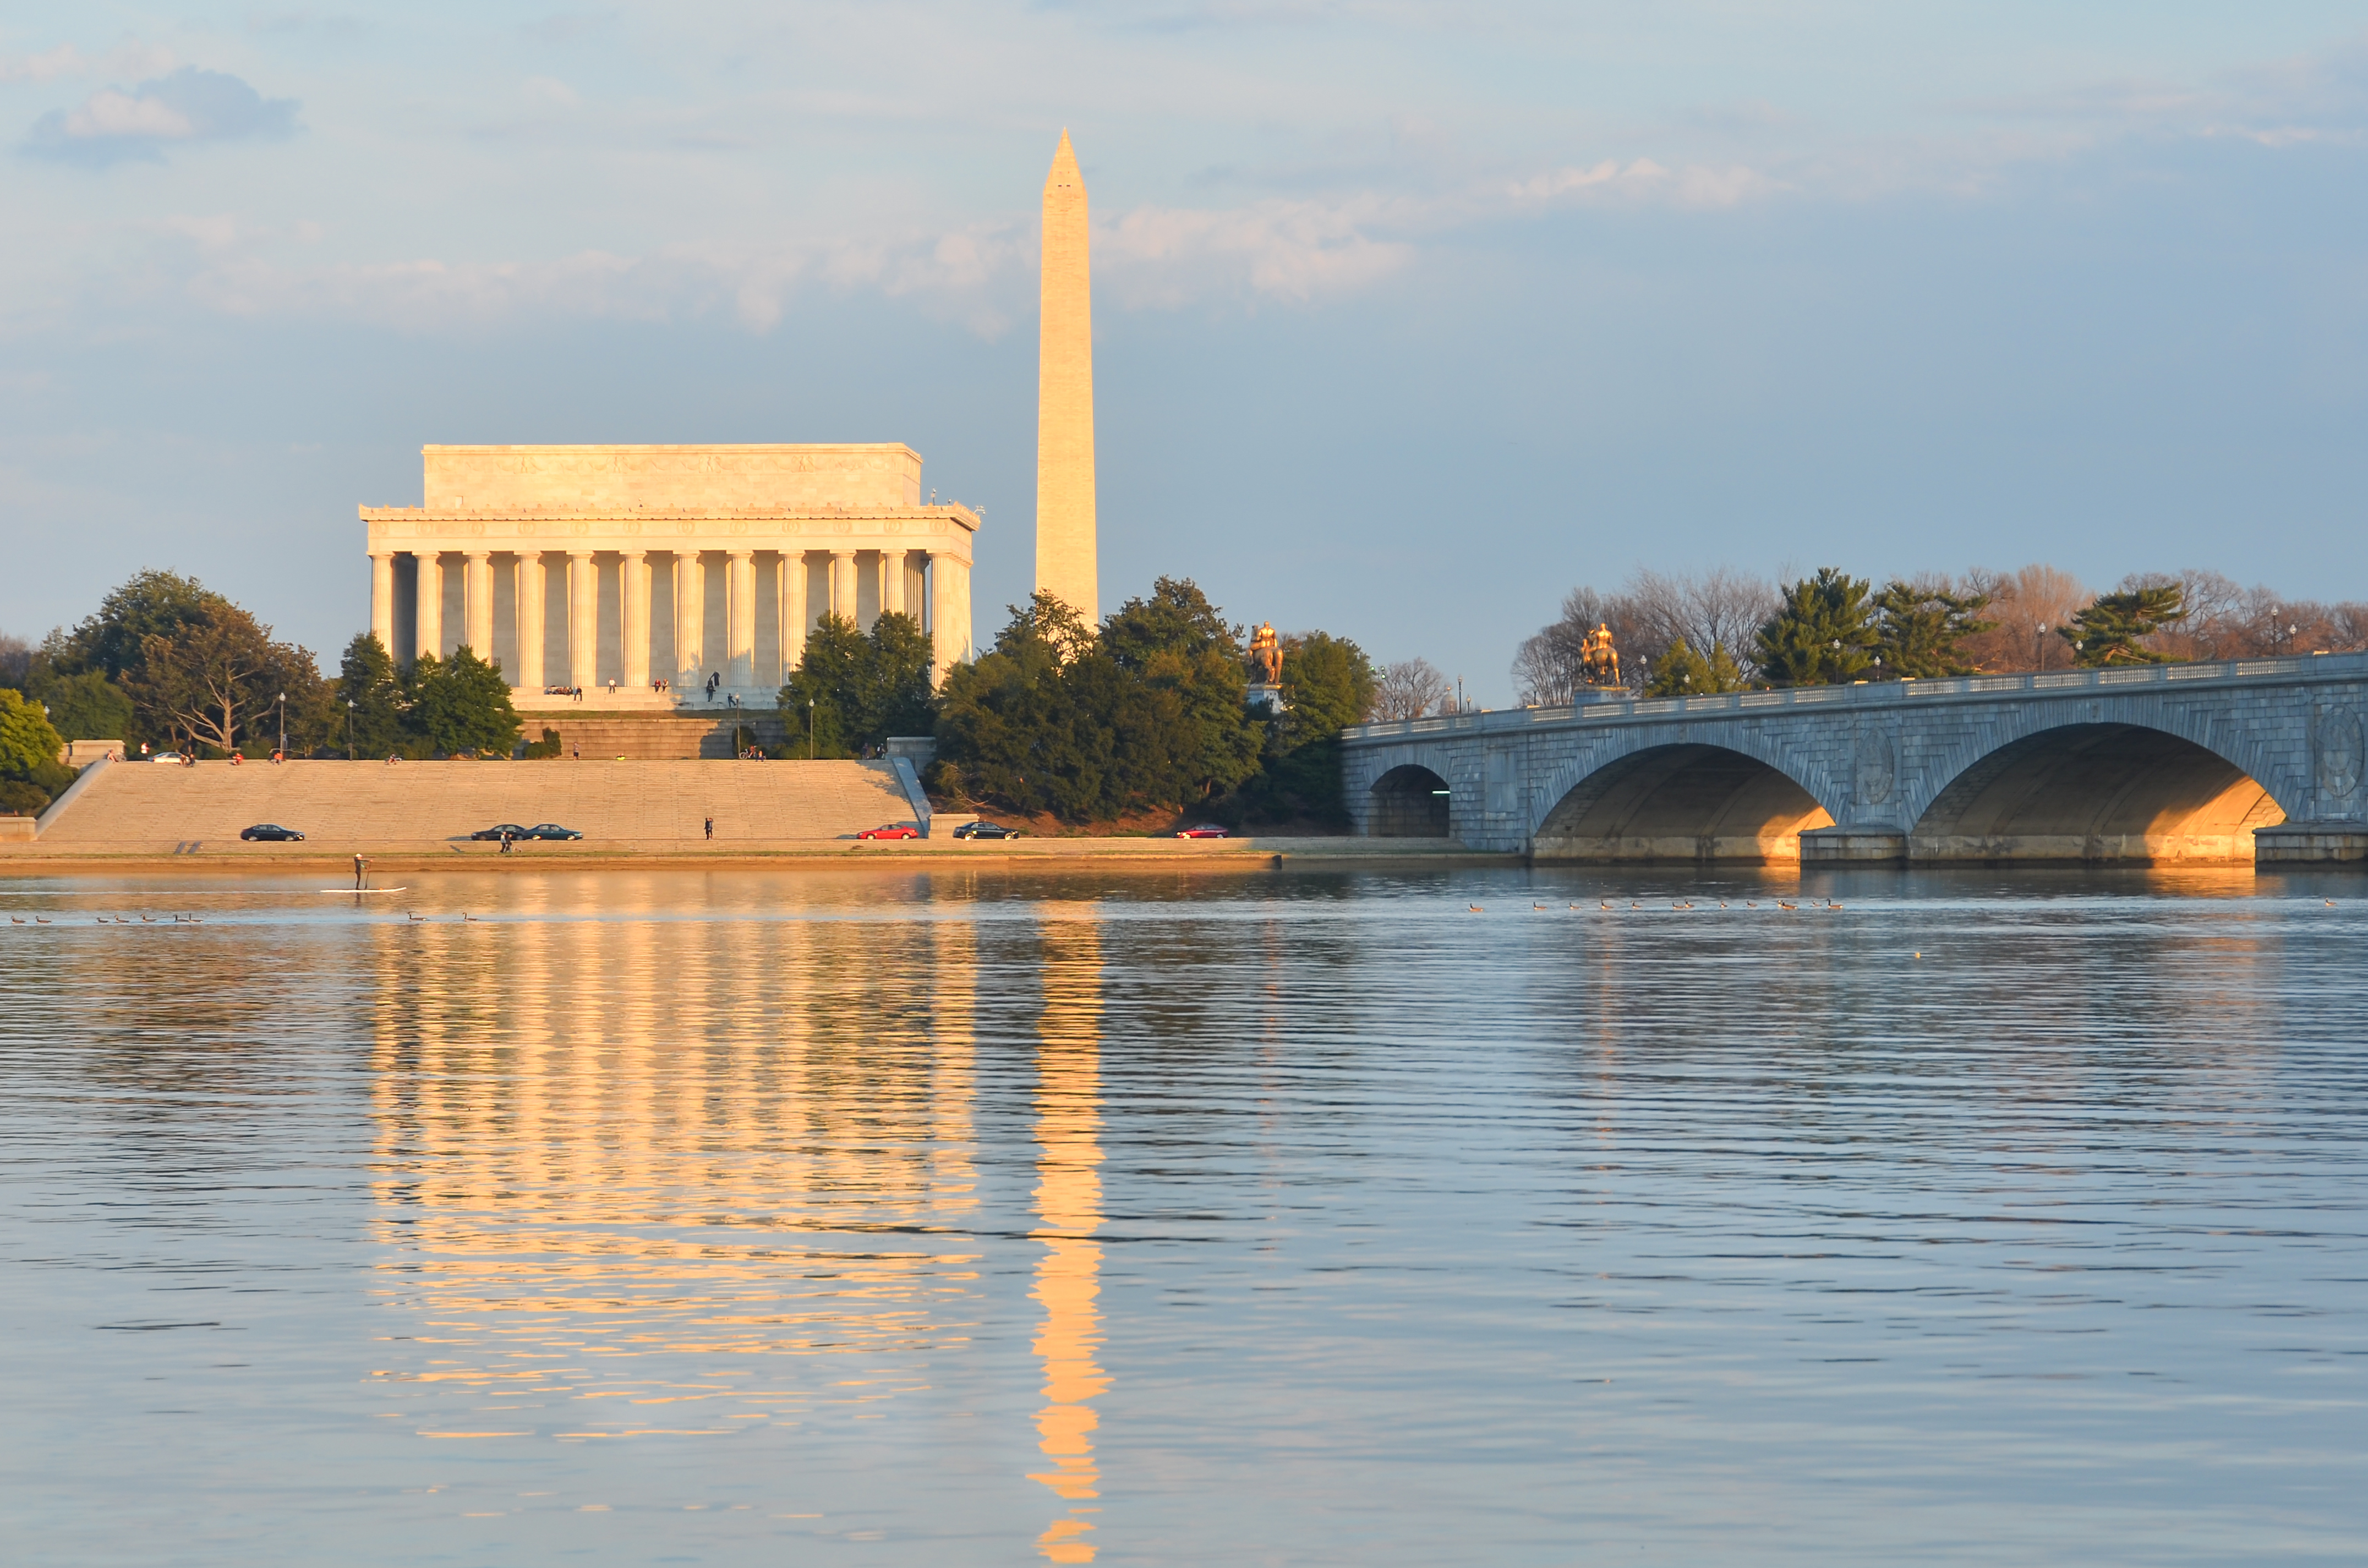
[0,570,523,813]
[1513,563,2368,701]
[773,579,1376,827]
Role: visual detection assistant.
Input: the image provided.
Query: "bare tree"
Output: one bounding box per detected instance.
[0,631,29,690]
[1961,563,2089,672]
[1374,657,1451,721]
[1626,566,1777,671]
[1513,570,1772,700]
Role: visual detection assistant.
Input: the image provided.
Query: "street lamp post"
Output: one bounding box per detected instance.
[346,699,356,761]
[807,697,816,760]
[2036,623,2049,673]
[277,692,286,758]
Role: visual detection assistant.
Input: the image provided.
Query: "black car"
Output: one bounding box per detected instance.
[470,823,529,841]
[951,820,1022,840]
[239,824,305,842]
[524,823,584,841]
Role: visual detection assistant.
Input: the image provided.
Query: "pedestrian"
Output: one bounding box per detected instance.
[499,830,513,855]
[353,853,368,890]
[572,743,581,760]
[271,748,283,765]
[140,742,150,759]
[704,815,714,841]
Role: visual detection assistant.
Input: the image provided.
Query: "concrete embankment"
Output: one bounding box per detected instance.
[2,756,1497,871]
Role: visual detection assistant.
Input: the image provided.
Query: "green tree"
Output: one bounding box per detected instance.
[1102,578,1262,801]
[2063,586,2186,666]
[1233,631,1377,826]
[1753,568,1877,686]
[409,646,521,755]
[1643,637,1748,696]
[0,688,65,776]
[123,603,322,754]
[780,615,866,758]
[777,611,940,758]
[1872,582,1995,678]
[335,633,407,756]
[933,593,1201,822]
[0,689,70,815]
[856,611,938,744]
[25,668,135,744]
[54,569,230,683]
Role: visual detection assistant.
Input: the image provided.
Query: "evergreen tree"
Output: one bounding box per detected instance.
[781,614,867,757]
[409,645,521,755]
[1234,631,1377,825]
[855,611,938,744]
[1643,637,1748,696]
[1101,578,1262,800]
[777,611,942,758]
[1753,568,1877,685]
[1872,582,1995,678]
[2063,586,2185,666]
[336,633,407,756]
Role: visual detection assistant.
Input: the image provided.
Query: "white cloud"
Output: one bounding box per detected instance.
[24,67,297,166]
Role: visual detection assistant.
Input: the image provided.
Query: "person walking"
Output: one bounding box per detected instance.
[353,853,368,891]
[704,815,714,841]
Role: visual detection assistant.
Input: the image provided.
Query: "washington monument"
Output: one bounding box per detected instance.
[1035,130,1097,626]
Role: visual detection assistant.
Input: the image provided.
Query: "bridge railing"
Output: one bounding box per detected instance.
[1342,649,2367,742]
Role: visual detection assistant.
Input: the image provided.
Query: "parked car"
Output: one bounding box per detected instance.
[951,820,1022,840]
[470,823,530,841]
[857,824,922,840]
[239,824,305,842]
[524,823,584,840]
[1176,824,1229,839]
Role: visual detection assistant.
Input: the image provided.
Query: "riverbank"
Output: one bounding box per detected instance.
[0,834,1506,875]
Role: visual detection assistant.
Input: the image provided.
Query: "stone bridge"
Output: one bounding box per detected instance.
[1339,652,2368,864]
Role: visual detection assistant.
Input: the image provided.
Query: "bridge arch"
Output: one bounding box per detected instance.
[1910,721,2287,862]
[1533,741,1836,862]
[1370,763,1452,836]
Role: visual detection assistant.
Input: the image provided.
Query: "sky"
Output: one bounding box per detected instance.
[4,2,2366,703]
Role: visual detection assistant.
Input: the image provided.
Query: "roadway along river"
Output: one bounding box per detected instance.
[2,865,2364,1565]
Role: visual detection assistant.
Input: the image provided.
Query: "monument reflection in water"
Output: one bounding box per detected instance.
[359,874,1108,1555]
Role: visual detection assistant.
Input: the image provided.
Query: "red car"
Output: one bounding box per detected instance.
[857,824,922,840]
[1175,824,1229,839]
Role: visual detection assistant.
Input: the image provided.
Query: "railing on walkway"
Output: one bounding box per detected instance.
[1342,649,2368,742]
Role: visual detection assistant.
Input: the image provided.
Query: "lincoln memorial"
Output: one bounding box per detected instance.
[362,444,977,705]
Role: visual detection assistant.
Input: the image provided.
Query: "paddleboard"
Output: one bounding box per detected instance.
[319,887,408,894]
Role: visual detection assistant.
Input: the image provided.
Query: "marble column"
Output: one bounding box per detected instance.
[621,551,650,689]
[370,553,396,654]
[781,551,808,677]
[464,552,494,660]
[568,551,598,692]
[829,551,857,626]
[516,552,546,692]
[927,552,971,685]
[675,552,705,690]
[881,549,907,619]
[727,550,757,688]
[415,553,444,664]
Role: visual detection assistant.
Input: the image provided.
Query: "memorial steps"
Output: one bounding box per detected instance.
[25,758,923,851]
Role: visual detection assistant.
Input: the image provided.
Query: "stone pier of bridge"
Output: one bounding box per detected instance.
[1340,653,2368,865]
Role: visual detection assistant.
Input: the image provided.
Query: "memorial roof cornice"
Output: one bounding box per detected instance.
[359,502,979,530]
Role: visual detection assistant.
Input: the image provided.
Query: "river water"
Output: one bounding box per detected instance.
[2,865,2364,1566]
